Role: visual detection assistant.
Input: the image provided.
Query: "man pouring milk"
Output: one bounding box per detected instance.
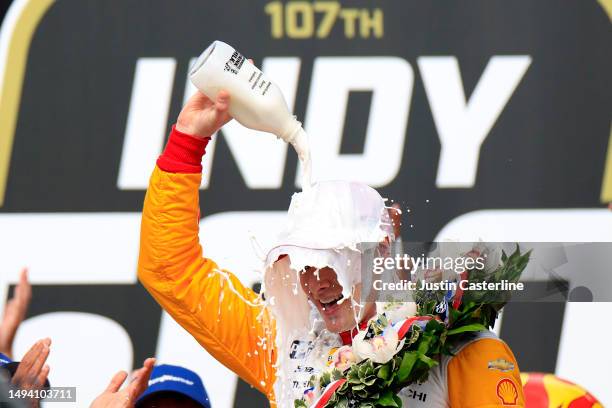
[138,41,525,407]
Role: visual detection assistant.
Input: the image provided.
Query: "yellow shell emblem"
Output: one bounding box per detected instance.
[497,378,519,405]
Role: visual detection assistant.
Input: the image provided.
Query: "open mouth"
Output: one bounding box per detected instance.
[320,294,343,309]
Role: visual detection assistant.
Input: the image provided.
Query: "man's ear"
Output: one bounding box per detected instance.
[387,203,402,239]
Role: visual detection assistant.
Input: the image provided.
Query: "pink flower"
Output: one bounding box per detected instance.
[331,345,359,371]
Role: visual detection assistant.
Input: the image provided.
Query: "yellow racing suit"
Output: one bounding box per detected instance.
[138,126,525,407]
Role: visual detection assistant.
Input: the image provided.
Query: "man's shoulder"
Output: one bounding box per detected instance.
[449,330,502,355]
[445,331,525,407]
[444,330,519,375]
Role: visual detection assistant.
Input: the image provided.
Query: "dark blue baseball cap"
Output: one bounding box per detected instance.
[0,353,12,366]
[136,364,210,408]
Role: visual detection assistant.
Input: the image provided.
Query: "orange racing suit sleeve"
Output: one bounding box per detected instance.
[137,126,276,402]
[447,337,525,407]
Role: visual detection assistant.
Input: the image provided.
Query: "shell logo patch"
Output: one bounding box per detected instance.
[488,358,515,372]
[497,378,519,405]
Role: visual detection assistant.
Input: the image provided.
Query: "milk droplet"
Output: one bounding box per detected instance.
[425,199,430,203]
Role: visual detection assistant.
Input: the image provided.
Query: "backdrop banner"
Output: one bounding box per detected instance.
[0,1,611,406]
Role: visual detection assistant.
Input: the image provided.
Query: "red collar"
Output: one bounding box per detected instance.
[338,321,369,345]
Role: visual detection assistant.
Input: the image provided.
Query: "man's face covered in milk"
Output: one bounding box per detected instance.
[299,266,370,333]
[263,180,392,335]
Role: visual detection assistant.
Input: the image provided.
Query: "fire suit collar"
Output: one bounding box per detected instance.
[339,320,369,346]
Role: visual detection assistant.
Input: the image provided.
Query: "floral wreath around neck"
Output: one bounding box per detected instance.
[295,245,531,408]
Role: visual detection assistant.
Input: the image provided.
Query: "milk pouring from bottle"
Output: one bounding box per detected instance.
[189,40,312,189]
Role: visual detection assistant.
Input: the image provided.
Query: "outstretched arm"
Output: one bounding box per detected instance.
[137,91,276,399]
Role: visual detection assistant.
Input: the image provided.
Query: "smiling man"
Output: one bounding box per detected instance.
[299,266,374,333]
[138,90,524,407]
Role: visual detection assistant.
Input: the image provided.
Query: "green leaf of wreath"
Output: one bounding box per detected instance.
[446,323,487,336]
[377,364,391,381]
[376,389,400,407]
[397,352,418,383]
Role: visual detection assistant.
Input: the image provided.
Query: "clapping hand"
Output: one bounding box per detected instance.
[89,358,156,408]
[0,268,32,359]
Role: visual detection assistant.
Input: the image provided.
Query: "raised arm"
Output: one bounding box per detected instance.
[137,91,276,400]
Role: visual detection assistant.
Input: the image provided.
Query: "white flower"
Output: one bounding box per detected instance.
[352,327,405,364]
[462,244,502,272]
[380,302,417,324]
[481,246,502,272]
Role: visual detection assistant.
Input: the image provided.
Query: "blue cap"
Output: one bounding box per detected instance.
[136,364,210,408]
[0,353,12,366]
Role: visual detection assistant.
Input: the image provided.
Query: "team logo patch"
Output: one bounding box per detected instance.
[496,378,519,405]
[488,358,515,372]
[434,300,447,314]
[326,347,339,366]
[289,340,314,360]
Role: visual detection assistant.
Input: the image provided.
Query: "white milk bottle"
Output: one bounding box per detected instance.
[189,40,311,189]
